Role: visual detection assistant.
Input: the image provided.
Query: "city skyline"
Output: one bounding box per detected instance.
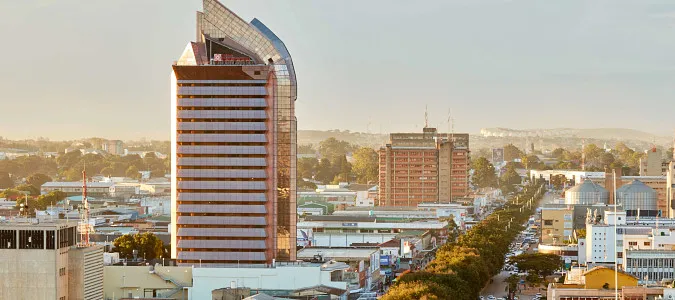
[1,0,675,140]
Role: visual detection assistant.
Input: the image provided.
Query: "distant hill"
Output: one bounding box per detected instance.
[480,128,669,144]
[300,128,673,153]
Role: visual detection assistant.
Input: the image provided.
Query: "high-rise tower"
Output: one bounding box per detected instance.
[170,0,297,267]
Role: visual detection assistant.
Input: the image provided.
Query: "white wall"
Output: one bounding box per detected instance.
[189,266,348,300]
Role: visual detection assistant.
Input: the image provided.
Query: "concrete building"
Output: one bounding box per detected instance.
[68,245,105,300]
[378,128,469,206]
[0,219,103,300]
[540,206,574,244]
[41,181,114,197]
[188,262,349,300]
[297,215,444,248]
[102,140,124,156]
[297,247,382,291]
[170,0,297,267]
[103,264,192,300]
[640,147,663,176]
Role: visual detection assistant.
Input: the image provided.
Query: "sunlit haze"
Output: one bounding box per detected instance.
[1,0,674,140]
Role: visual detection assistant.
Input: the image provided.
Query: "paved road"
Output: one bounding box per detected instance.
[480,271,509,298]
[480,190,556,300]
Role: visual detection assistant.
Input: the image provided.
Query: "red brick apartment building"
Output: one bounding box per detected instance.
[378,128,469,207]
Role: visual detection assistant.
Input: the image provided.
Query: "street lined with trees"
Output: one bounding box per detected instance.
[382,182,546,300]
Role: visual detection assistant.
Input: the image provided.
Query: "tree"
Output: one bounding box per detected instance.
[61,168,82,181]
[113,232,164,260]
[509,253,562,277]
[351,147,378,184]
[500,165,521,194]
[125,165,140,179]
[315,158,335,184]
[471,157,498,188]
[0,188,22,200]
[298,144,315,154]
[0,172,14,189]
[504,144,524,162]
[551,148,566,159]
[34,191,67,211]
[318,138,353,161]
[525,273,543,288]
[550,174,567,190]
[26,173,52,189]
[297,157,319,180]
[100,167,114,177]
[297,178,317,190]
[15,184,39,196]
[504,274,520,298]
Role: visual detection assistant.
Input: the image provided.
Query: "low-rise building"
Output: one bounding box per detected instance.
[41,181,114,197]
[540,205,574,244]
[189,262,349,300]
[103,264,192,300]
[297,216,447,247]
[297,247,381,291]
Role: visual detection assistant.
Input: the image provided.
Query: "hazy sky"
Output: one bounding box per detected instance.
[1,0,674,140]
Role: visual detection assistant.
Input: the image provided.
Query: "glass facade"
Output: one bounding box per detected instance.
[171,0,296,267]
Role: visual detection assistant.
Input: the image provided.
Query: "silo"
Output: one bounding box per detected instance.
[564,179,608,205]
[616,179,658,216]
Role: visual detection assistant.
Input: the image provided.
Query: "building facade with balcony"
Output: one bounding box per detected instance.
[378,128,469,206]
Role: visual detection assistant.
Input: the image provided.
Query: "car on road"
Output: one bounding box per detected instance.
[479,296,485,300]
[487,295,496,300]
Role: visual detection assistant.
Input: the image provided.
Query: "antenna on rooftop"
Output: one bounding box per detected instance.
[424,105,429,129]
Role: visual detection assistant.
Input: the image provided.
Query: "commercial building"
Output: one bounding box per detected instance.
[540,205,574,244]
[102,140,124,156]
[640,147,663,176]
[170,0,297,267]
[378,127,469,206]
[297,215,444,248]
[0,219,103,300]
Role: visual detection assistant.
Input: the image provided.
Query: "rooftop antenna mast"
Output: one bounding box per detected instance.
[424,105,429,129]
[79,163,90,247]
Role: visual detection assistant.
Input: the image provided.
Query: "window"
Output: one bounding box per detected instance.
[617,252,623,258]
[254,71,261,75]
[629,241,638,246]
[544,220,553,226]
[59,267,66,276]
[644,242,651,246]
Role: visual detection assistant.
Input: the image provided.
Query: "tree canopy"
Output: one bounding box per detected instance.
[383,182,546,300]
[318,137,354,161]
[26,173,52,189]
[351,147,379,184]
[503,144,524,162]
[113,232,165,260]
[508,253,563,277]
[471,157,498,188]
